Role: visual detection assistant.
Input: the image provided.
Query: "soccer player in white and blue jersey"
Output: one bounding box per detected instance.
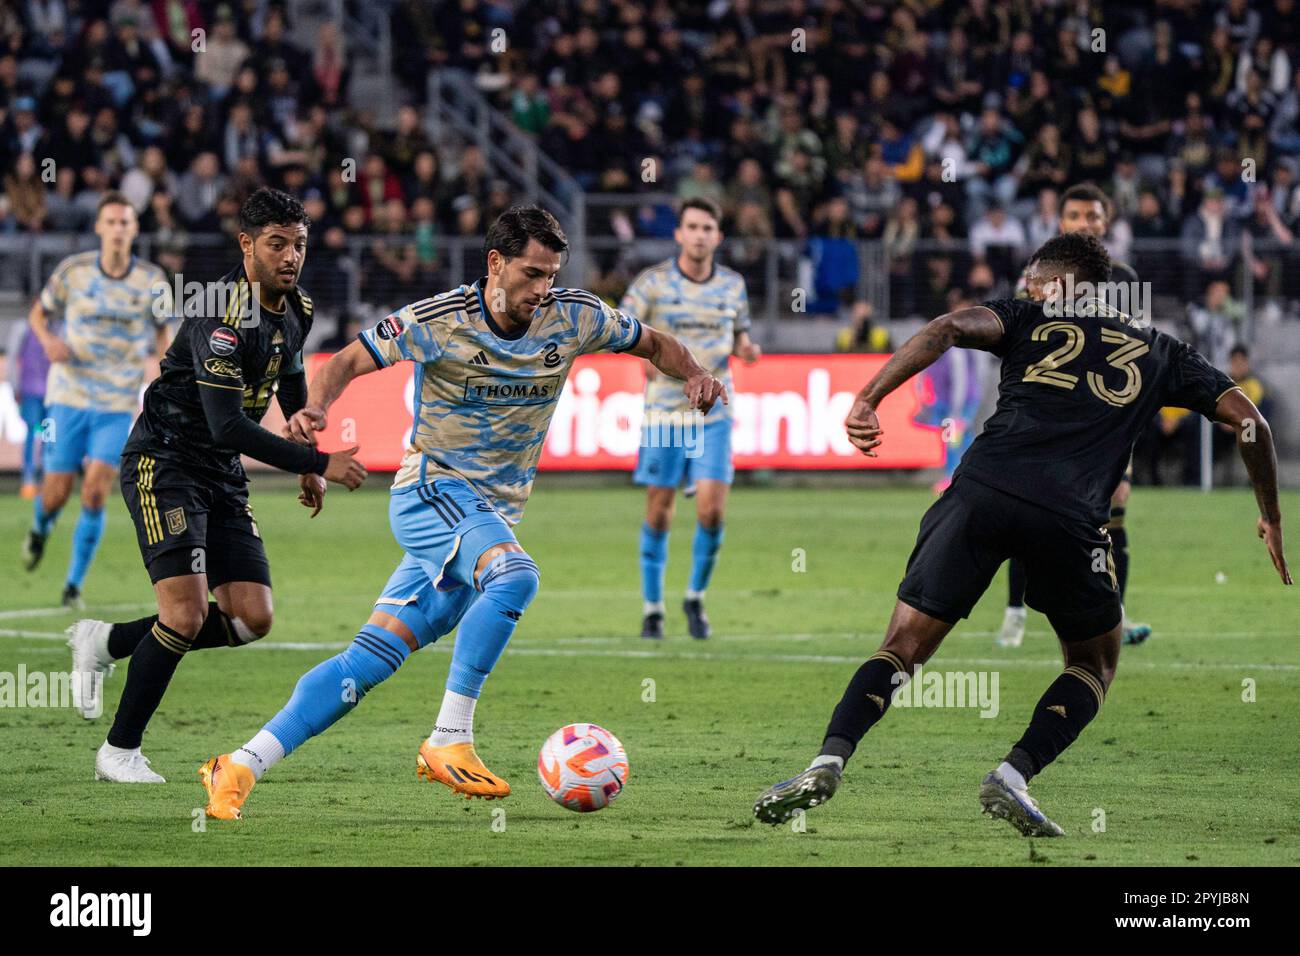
[22,192,173,608]
[198,206,727,818]
[620,198,760,640]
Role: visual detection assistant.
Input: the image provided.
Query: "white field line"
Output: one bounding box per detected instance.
[1,628,1295,672]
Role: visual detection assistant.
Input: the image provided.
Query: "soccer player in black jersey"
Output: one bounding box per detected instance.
[68,188,367,783]
[755,233,1290,835]
[1001,183,1150,649]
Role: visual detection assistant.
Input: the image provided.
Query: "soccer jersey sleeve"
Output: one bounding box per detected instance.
[580,301,642,355]
[979,298,1036,356]
[732,278,752,335]
[38,259,71,316]
[619,273,653,326]
[357,299,449,368]
[1161,340,1239,418]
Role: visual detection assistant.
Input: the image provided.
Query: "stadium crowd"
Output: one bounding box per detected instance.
[1,1,1299,336]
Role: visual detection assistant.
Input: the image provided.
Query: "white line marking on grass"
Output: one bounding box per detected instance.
[2,631,1295,671]
[0,603,154,621]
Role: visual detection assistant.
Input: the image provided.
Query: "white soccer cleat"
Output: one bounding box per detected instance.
[94,742,165,784]
[67,619,114,720]
[996,606,1026,648]
[979,768,1063,837]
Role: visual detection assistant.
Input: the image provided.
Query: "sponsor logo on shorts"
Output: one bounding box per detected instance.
[203,358,242,379]
[165,507,187,536]
[208,327,239,356]
[464,374,561,406]
[376,314,404,340]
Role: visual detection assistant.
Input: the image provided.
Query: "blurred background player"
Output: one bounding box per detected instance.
[21,193,172,609]
[69,188,365,783]
[6,316,50,500]
[999,183,1151,649]
[197,205,726,820]
[621,198,760,640]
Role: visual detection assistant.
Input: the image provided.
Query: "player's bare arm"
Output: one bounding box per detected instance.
[625,324,728,414]
[285,338,380,444]
[846,306,1004,457]
[1215,388,1291,585]
[733,329,761,364]
[28,299,70,363]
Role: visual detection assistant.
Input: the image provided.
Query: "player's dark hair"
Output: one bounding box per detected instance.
[1230,344,1249,359]
[1060,182,1113,221]
[96,191,133,214]
[484,204,568,266]
[239,187,312,237]
[678,196,722,226]
[1029,232,1112,285]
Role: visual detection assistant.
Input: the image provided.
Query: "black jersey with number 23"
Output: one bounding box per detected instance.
[954,298,1238,527]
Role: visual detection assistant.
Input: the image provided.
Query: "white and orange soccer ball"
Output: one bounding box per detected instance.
[537,723,629,812]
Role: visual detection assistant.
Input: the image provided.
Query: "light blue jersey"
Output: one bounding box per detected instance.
[619,258,749,424]
[358,277,643,524]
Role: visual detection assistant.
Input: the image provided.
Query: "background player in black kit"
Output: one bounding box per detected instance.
[69,188,367,783]
[755,233,1290,836]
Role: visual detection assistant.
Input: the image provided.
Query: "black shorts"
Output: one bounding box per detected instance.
[897,476,1121,641]
[120,452,271,588]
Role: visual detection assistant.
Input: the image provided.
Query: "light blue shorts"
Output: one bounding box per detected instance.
[44,403,133,474]
[373,477,518,647]
[633,414,734,488]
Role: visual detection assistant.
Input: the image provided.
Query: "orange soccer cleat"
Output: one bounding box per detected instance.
[416,740,511,800]
[198,754,256,820]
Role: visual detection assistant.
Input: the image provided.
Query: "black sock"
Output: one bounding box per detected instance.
[1006,666,1105,780]
[106,621,194,749]
[1109,524,1130,600]
[107,616,156,659]
[1007,558,1027,608]
[820,651,908,762]
[108,603,240,659]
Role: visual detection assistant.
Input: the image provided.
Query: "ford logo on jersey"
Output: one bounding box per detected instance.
[464,374,562,406]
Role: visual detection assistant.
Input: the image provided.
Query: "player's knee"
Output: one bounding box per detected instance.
[161,602,208,640]
[477,550,541,613]
[696,508,724,530]
[237,610,273,640]
[80,486,109,510]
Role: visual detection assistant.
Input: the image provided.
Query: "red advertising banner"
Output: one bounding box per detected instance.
[302,352,945,472]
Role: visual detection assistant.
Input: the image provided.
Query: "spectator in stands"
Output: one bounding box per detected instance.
[380,105,433,181]
[175,150,227,230]
[1244,184,1295,300]
[44,164,87,231]
[844,156,898,240]
[1026,188,1059,249]
[676,160,726,208]
[968,201,1025,278]
[194,6,247,100]
[4,150,44,230]
[1181,188,1240,297]
[1186,279,1245,368]
[964,106,1022,217]
[355,152,403,226]
[1132,189,1174,239]
[307,20,349,110]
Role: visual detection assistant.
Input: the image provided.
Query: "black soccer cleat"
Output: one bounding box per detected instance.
[22,530,46,571]
[683,598,711,640]
[754,764,842,825]
[640,612,664,640]
[62,584,85,611]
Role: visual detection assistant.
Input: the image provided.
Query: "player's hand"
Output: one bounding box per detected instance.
[685,373,728,414]
[323,445,367,490]
[41,336,71,363]
[298,473,326,517]
[734,340,762,364]
[845,396,883,457]
[285,406,327,445]
[1257,517,1292,585]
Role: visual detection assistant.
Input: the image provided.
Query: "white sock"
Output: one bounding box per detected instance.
[996,760,1027,791]
[643,601,665,616]
[429,690,477,746]
[809,754,844,771]
[100,741,138,757]
[93,626,113,665]
[1005,605,1025,619]
[231,730,285,781]
[684,589,704,601]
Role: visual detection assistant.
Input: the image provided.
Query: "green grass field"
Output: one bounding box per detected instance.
[1,479,1297,866]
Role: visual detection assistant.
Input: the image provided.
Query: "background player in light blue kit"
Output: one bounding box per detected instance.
[21,192,172,608]
[620,198,760,640]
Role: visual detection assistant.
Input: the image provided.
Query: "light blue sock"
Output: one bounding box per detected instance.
[32,493,61,536]
[640,524,669,605]
[688,523,725,594]
[263,624,411,755]
[67,506,105,589]
[447,552,540,698]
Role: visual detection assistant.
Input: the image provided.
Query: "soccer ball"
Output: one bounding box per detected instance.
[537,723,629,812]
